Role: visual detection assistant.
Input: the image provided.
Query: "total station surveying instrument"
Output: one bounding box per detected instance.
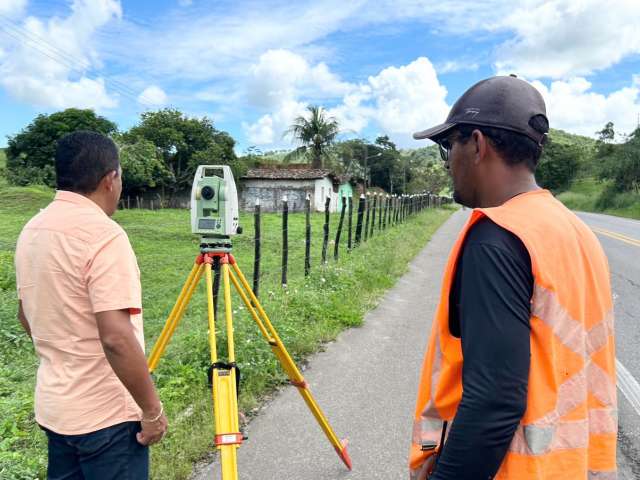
[147,166,351,479]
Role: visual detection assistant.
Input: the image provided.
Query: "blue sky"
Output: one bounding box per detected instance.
[1,0,639,152]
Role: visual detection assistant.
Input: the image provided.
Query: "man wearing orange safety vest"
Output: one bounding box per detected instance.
[409,75,617,479]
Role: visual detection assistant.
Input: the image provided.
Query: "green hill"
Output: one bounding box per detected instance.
[547,128,640,220]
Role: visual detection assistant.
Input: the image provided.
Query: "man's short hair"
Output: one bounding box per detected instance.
[55,131,119,194]
[456,115,549,172]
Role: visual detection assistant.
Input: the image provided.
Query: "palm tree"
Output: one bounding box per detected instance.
[286,105,340,168]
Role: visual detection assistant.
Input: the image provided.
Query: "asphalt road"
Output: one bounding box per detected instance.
[191,209,640,479]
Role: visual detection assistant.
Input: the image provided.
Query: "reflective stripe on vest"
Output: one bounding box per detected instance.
[507,284,617,456]
[409,191,617,480]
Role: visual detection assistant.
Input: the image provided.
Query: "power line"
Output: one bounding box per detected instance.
[0,14,151,104]
[0,14,156,106]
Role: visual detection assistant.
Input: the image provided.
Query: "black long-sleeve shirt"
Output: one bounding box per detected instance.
[430,217,533,480]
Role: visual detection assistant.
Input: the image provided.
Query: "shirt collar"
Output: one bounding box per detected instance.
[54,190,108,216]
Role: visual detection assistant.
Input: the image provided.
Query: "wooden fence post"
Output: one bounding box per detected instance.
[382,195,388,230]
[378,193,383,231]
[370,193,377,238]
[355,194,365,245]
[390,195,396,226]
[305,194,311,276]
[281,196,288,287]
[321,196,330,264]
[347,196,353,251]
[389,195,395,226]
[394,196,398,224]
[364,193,371,241]
[253,199,261,297]
[334,196,347,260]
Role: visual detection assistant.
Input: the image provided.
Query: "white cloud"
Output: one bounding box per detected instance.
[438,61,479,74]
[178,0,193,6]
[243,115,274,145]
[0,0,27,16]
[138,85,168,106]
[244,53,450,148]
[123,0,366,81]
[368,58,449,139]
[0,0,122,109]
[3,75,116,109]
[244,98,308,146]
[494,0,640,79]
[247,49,352,110]
[243,49,355,145]
[532,77,640,139]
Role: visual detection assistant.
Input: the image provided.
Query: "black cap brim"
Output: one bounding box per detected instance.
[412,122,456,141]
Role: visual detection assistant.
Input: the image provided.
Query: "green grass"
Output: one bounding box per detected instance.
[557,178,640,220]
[0,185,452,479]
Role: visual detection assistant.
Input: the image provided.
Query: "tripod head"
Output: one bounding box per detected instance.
[191,165,241,252]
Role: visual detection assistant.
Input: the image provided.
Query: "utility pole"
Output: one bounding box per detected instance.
[362,143,382,194]
[364,144,368,193]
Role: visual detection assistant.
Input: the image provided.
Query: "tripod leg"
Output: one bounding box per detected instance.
[227,257,352,470]
[148,261,204,373]
[205,256,241,480]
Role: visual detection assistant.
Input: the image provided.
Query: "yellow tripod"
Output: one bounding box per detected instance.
[147,251,351,479]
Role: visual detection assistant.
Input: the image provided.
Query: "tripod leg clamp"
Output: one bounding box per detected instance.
[290,379,309,389]
[207,362,241,398]
[214,433,244,446]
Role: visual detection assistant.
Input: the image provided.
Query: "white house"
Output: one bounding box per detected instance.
[240,167,357,212]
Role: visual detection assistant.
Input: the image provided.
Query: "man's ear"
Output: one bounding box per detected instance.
[102,170,117,192]
[472,129,488,165]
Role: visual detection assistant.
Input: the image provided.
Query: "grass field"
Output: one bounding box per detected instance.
[557,178,640,220]
[0,184,452,479]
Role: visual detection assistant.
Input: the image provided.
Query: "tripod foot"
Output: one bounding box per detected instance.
[334,439,352,470]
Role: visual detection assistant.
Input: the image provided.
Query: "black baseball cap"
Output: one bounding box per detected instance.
[413,75,548,145]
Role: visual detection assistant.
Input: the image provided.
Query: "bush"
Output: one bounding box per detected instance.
[596,185,640,210]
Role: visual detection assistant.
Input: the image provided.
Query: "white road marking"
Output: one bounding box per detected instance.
[617,358,640,417]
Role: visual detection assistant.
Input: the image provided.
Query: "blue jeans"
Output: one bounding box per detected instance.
[42,421,149,480]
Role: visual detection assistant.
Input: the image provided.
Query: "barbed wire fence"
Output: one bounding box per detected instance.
[118,191,452,325]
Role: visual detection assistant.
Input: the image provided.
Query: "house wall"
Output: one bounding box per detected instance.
[240,179,315,212]
[313,177,336,212]
[336,183,353,212]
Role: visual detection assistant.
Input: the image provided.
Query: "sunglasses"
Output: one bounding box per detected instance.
[437,129,499,162]
[437,132,462,163]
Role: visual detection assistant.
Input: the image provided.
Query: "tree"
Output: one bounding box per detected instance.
[124,109,238,193]
[400,145,451,194]
[535,136,580,192]
[598,127,640,193]
[6,109,117,186]
[370,136,400,192]
[114,135,173,194]
[286,105,339,168]
[596,122,615,143]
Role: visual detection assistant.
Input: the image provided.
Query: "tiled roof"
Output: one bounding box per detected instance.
[243,168,333,180]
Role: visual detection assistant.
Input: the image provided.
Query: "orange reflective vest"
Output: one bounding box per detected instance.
[410,190,617,480]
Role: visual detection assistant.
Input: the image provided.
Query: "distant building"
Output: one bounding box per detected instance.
[240,167,358,212]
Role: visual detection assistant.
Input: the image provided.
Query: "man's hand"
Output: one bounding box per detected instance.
[137,409,168,446]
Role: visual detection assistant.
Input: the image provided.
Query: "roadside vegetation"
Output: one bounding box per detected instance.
[536,124,640,220]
